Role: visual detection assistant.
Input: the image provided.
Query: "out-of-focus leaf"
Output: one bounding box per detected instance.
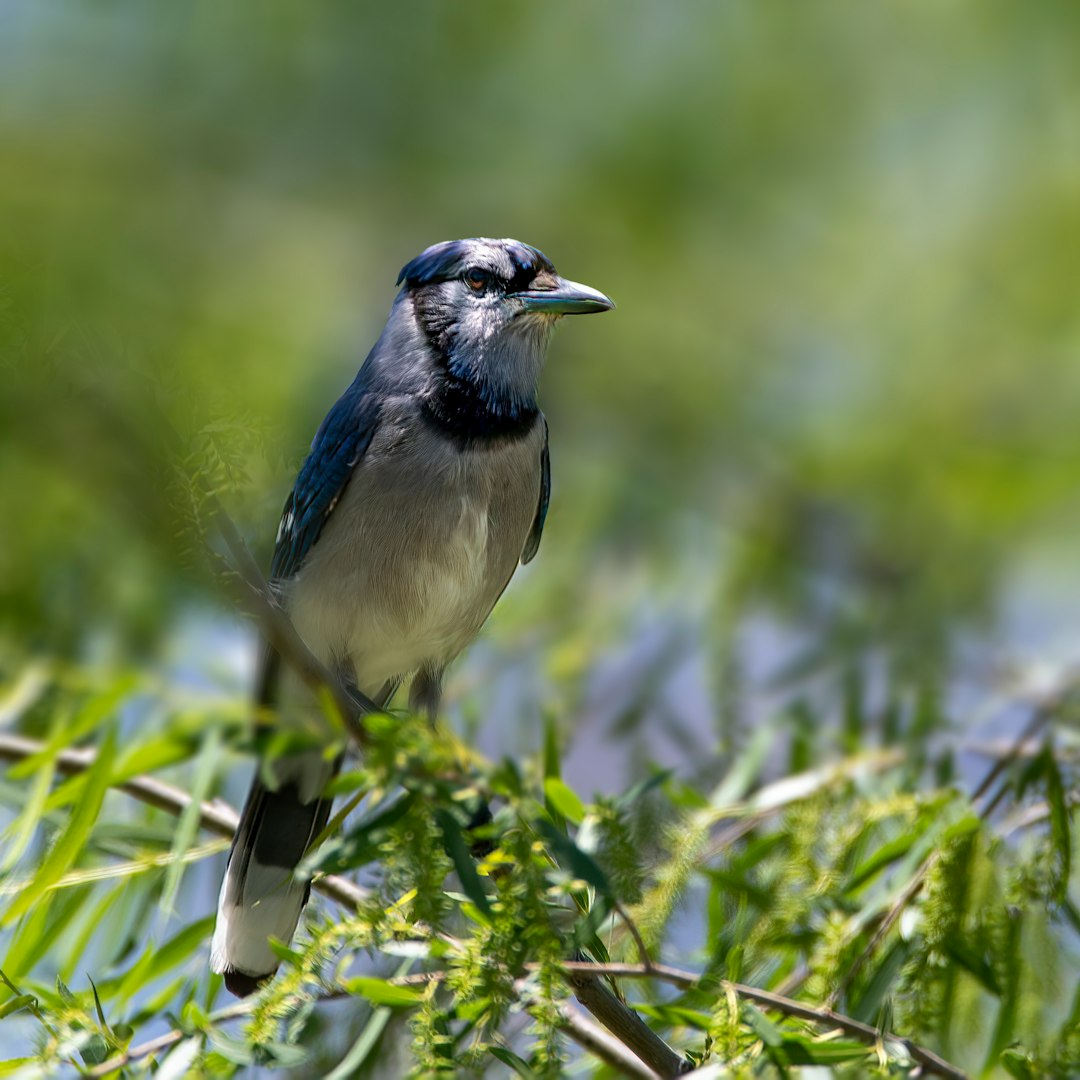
[3,727,116,926]
[205,1027,256,1065]
[325,1007,391,1080]
[346,976,424,1008]
[114,916,215,1002]
[155,1038,202,1080]
[1,748,55,871]
[489,1046,539,1077]
[300,791,415,877]
[636,1003,713,1030]
[776,1035,870,1064]
[1043,746,1072,904]
[846,830,921,892]
[161,726,222,912]
[537,820,611,896]
[743,1003,783,1046]
[544,777,585,826]
[258,1040,310,1066]
[78,1032,110,1066]
[543,712,561,781]
[0,993,35,1019]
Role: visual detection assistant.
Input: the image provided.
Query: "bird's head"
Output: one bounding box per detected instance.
[396,238,613,413]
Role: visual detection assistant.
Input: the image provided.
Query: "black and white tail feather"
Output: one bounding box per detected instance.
[209,747,336,997]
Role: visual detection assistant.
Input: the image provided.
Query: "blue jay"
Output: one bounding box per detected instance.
[211,238,613,995]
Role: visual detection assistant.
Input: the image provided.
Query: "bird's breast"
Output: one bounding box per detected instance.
[285,410,543,693]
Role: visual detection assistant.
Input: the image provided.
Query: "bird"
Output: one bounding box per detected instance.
[210,237,613,996]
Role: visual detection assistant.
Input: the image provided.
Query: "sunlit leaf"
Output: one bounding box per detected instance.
[544,777,585,826]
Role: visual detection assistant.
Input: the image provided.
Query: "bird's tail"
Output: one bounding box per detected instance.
[210,749,337,996]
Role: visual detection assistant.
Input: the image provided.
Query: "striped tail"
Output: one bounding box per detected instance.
[210,750,337,996]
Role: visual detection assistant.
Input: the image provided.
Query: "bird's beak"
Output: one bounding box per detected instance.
[513,277,615,315]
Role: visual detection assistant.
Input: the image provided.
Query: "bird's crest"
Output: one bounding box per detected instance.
[397,238,555,288]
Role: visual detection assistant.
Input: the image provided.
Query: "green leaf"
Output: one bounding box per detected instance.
[743,1003,783,1047]
[1,746,55,871]
[1043,746,1072,904]
[614,768,672,811]
[0,993,35,1019]
[206,1027,257,1065]
[161,726,222,912]
[636,1003,713,1030]
[544,777,585,826]
[777,1036,870,1064]
[301,791,415,877]
[1000,1047,1037,1080]
[325,1007,392,1080]
[345,977,424,1008]
[538,820,611,896]
[114,916,216,1002]
[155,1038,202,1080]
[435,809,491,919]
[847,830,920,892]
[489,1046,539,1077]
[4,727,118,927]
[79,1032,110,1066]
[543,712,561,781]
[258,1041,310,1067]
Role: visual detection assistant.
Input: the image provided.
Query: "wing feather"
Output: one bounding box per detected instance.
[269,385,379,582]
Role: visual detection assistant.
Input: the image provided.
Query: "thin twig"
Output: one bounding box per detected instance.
[614,898,655,971]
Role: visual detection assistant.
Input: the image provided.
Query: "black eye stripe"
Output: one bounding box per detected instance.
[461,263,538,294]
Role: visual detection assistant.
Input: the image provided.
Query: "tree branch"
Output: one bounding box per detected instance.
[567,971,692,1076]
[558,962,966,1080]
[555,1002,661,1080]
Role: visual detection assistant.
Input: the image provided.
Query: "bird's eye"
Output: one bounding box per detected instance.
[464,267,491,292]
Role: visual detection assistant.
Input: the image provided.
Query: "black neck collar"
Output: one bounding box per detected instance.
[422,366,540,448]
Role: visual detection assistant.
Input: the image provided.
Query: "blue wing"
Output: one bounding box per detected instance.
[269,383,380,581]
[521,418,549,565]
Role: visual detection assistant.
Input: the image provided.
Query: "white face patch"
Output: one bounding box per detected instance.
[448,303,554,411]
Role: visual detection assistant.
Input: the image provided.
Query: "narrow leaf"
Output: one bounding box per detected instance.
[346,977,424,1008]
[4,725,117,926]
[544,777,585,826]
[435,809,491,918]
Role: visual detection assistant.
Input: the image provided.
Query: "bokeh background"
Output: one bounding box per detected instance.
[3,3,1080,1073]
[6,2,1080,777]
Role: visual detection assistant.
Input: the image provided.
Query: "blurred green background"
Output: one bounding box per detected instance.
[4,1,1080,767]
[4,4,1080,1075]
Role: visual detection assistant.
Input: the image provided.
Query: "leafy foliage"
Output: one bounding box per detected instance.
[0,656,1077,1076]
